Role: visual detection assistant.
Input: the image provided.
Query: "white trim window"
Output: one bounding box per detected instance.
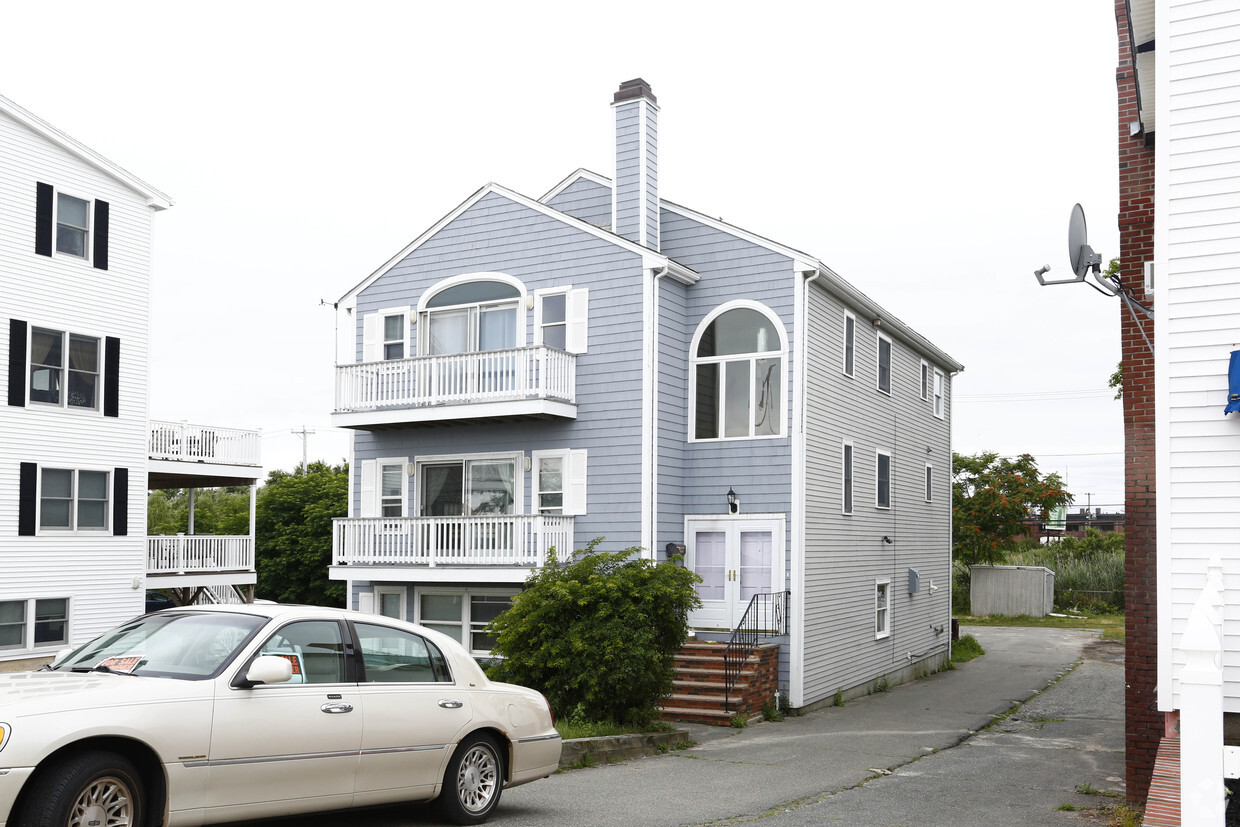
[0,598,69,650]
[534,287,589,353]
[933,370,945,418]
[925,463,933,502]
[691,302,787,441]
[416,588,515,655]
[920,360,929,400]
[876,450,892,510]
[374,587,406,620]
[56,193,90,258]
[842,442,854,515]
[843,311,856,377]
[29,327,101,410]
[361,306,410,362]
[875,580,891,639]
[40,468,109,531]
[877,332,892,395]
[416,452,521,517]
[419,277,522,357]
[531,449,587,515]
[359,458,409,518]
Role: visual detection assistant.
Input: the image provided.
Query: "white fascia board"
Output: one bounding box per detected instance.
[0,93,173,210]
[338,181,695,304]
[327,565,537,585]
[539,168,613,203]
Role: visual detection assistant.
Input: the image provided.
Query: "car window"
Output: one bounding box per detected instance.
[255,620,346,684]
[52,612,265,680]
[354,621,452,683]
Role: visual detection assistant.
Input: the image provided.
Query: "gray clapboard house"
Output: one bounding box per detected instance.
[330,79,962,709]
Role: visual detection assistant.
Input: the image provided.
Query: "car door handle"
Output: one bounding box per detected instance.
[320,702,354,714]
[438,699,463,709]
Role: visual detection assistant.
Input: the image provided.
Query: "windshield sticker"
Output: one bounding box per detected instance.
[97,656,143,673]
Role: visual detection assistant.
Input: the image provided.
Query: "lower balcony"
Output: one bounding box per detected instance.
[146,535,256,587]
[332,515,573,583]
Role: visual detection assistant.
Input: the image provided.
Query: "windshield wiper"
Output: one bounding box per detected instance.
[69,664,139,676]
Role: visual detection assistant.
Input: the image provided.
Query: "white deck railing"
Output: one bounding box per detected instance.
[333,515,573,568]
[146,535,255,574]
[334,346,575,413]
[149,420,261,466]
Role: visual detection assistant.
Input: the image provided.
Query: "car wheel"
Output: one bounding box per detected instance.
[21,750,145,827]
[437,733,503,825]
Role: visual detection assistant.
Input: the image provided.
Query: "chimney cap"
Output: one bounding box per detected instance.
[613,78,657,105]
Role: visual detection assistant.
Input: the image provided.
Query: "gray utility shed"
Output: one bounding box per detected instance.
[969,565,1055,617]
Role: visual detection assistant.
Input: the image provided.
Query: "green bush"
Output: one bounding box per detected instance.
[1006,530,1125,612]
[486,540,701,727]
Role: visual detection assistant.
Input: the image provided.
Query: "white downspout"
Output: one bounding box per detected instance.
[791,267,820,709]
[644,266,669,557]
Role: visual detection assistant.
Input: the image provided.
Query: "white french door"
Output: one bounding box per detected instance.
[685,517,783,630]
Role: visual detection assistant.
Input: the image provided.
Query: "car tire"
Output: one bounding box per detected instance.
[437,733,504,825]
[19,750,145,827]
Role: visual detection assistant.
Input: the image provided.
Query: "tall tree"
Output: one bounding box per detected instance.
[255,461,348,605]
[952,452,1072,567]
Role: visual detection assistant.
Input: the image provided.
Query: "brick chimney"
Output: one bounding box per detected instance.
[611,78,659,250]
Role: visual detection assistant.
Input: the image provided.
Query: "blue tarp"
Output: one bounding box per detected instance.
[1226,350,1240,414]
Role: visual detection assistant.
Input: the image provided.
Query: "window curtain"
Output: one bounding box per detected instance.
[468,461,514,515]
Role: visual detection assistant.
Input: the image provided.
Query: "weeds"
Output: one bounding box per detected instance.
[833,688,845,707]
[951,634,984,664]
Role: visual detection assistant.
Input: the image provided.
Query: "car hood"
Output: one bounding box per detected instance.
[0,669,208,718]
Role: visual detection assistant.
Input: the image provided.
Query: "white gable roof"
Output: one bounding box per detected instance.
[0,92,172,210]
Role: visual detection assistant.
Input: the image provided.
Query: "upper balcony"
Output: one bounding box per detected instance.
[332,346,576,429]
[149,420,263,489]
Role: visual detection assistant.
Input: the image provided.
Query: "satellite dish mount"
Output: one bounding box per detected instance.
[1033,203,1117,297]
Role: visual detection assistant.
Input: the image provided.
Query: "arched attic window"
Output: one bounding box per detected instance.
[691,304,786,440]
[420,278,522,355]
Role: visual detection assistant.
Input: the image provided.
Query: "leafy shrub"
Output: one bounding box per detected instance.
[486,540,701,726]
[951,634,984,663]
[1006,530,1125,612]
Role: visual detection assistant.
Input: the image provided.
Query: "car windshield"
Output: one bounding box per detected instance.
[51,611,267,680]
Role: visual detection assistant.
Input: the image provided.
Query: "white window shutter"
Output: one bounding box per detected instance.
[358,591,375,614]
[360,460,377,517]
[566,288,589,354]
[362,313,382,362]
[566,450,587,515]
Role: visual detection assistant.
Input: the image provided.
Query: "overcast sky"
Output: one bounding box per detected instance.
[3,1,1124,510]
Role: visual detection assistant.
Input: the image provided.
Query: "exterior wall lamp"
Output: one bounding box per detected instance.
[727,487,739,515]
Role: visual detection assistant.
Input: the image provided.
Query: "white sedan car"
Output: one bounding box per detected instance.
[0,604,561,827]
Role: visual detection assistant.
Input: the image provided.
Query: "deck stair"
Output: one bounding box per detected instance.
[661,641,778,726]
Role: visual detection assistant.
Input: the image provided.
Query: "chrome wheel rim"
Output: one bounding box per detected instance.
[456,744,499,814]
[70,774,134,827]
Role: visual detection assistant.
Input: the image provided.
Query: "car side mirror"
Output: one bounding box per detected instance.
[235,655,294,688]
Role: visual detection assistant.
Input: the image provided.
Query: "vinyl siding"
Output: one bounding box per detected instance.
[1156,0,1240,712]
[0,107,154,655]
[353,190,647,552]
[800,281,953,705]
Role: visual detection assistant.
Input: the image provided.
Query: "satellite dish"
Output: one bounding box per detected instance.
[1069,203,1102,278]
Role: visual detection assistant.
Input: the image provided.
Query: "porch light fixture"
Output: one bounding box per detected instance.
[727,487,739,515]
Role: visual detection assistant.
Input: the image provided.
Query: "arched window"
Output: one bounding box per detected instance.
[691,304,785,440]
[420,278,522,355]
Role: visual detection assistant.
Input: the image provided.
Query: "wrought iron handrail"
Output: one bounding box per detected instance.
[723,590,790,712]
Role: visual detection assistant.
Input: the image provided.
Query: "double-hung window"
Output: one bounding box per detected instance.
[56,194,90,258]
[383,314,406,360]
[843,312,855,377]
[379,461,405,517]
[30,328,100,410]
[417,589,515,655]
[875,580,891,639]
[933,370,945,418]
[692,304,785,440]
[877,333,892,395]
[0,598,68,650]
[35,183,109,269]
[532,449,587,515]
[876,451,892,509]
[41,468,109,530]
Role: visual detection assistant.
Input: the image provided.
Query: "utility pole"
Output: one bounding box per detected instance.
[291,425,316,471]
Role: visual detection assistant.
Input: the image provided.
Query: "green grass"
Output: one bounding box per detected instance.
[950,634,985,664]
[958,612,1125,642]
[555,720,673,740]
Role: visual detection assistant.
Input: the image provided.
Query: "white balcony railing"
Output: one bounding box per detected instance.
[333,515,573,568]
[150,420,262,467]
[147,535,255,574]
[334,346,576,413]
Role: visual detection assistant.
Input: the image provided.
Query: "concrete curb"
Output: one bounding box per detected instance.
[558,729,695,769]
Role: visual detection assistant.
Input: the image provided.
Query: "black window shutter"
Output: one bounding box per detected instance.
[35,183,52,257]
[8,320,27,407]
[18,462,36,536]
[112,467,128,536]
[93,200,109,270]
[104,337,120,417]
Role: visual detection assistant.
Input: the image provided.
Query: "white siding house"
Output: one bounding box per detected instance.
[330,80,962,711]
[0,93,260,664]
